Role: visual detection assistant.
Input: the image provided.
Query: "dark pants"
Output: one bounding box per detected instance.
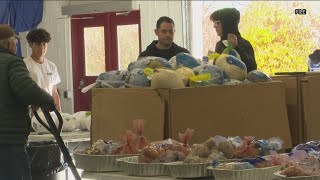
[0,144,31,180]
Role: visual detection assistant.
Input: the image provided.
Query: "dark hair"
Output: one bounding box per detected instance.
[210,8,241,40]
[156,16,175,29]
[26,28,51,43]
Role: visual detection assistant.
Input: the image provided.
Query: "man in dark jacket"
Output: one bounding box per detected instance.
[210,8,257,73]
[138,16,190,60]
[0,24,55,180]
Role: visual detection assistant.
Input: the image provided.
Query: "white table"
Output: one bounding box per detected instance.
[28,131,90,143]
[81,172,212,180]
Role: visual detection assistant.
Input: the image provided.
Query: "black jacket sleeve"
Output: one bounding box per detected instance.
[234,39,257,72]
[8,57,55,106]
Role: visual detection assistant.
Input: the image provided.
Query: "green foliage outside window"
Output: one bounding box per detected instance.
[201,1,320,75]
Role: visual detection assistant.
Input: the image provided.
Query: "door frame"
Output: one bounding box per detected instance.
[71,11,141,112]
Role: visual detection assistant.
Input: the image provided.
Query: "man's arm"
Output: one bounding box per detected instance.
[52,85,61,111]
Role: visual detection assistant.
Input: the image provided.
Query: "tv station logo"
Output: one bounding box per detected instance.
[295,9,306,15]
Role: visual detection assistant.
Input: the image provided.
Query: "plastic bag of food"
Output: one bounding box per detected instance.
[151,69,185,89]
[175,67,195,86]
[207,149,227,162]
[139,139,182,163]
[179,128,194,148]
[125,68,151,87]
[133,119,150,150]
[240,157,273,168]
[234,136,259,158]
[280,156,320,177]
[213,135,235,159]
[214,54,247,81]
[189,137,217,160]
[113,130,139,155]
[83,140,120,155]
[244,70,272,83]
[292,141,320,152]
[184,154,208,163]
[190,65,224,87]
[129,56,172,71]
[73,111,91,131]
[31,112,59,134]
[138,146,159,163]
[175,53,201,69]
[60,113,79,132]
[227,136,243,148]
[95,70,128,88]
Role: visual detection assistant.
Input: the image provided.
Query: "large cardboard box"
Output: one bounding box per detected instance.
[272,72,320,145]
[91,88,165,143]
[271,76,303,145]
[300,75,320,141]
[91,81,292,148]
[166,82,291,148]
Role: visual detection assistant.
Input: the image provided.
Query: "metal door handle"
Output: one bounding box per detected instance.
[78,79,84,90]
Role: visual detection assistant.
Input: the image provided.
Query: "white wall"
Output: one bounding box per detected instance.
[135,0,185,49]
[21,0,185,114]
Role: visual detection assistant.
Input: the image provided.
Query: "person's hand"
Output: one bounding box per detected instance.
[227,34,238,48]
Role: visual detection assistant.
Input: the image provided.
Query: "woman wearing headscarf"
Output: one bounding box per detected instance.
[210,8,257,73]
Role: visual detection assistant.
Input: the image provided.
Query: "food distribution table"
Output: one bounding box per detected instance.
[81,172,212,180]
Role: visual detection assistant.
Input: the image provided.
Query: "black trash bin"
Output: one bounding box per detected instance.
[26,141,66,180]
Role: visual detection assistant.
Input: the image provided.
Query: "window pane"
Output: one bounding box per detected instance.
[84,27,106,76]
[117,24,139,70]
[192,1,320,75]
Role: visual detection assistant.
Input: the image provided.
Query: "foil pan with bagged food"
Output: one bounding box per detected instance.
[73,119,148,172]
[118,128,194,176]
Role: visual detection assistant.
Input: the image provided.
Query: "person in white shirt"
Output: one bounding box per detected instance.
[24,28,62,111]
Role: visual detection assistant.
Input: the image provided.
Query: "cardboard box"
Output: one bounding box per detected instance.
[91,88,165,143]
[301,75,320,141]
[272,72,320,145]
[271,76,303,145]
[91,82,292,149]
[166,82,291,149]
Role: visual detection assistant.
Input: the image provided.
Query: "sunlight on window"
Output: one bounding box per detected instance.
[191,1,320,75]
[117,24,140,70]
[84,27,106,76]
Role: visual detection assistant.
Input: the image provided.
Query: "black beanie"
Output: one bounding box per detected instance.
[210,8,241,40]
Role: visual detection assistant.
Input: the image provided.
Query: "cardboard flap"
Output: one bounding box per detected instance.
[91,88,165,143]
[301,76,320,141]
[168,82,292,149]
[271,76,301,145]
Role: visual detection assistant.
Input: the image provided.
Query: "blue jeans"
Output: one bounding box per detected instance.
[0,144,31,180]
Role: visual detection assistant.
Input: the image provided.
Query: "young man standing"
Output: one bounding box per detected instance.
[24,28,62,111]
[139,16,190,60]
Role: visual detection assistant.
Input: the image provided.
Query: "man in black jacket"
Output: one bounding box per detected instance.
[0,24,55,180]
[210,8,257,73]
[138,16,190,60]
